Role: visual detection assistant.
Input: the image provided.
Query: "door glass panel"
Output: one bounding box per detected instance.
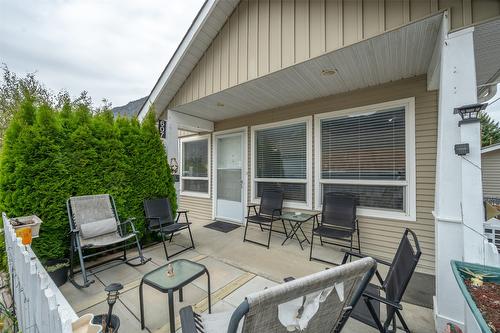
[217,136,242,202]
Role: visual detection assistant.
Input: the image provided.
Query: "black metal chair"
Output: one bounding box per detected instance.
[144,198,195,260]
[243,190,287,249]
[309,192,360,265]
[342,228,422,333]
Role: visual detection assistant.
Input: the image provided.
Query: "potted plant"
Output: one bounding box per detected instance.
[45,258,70,287]
[10,215,43,238]
[451,260,500,333]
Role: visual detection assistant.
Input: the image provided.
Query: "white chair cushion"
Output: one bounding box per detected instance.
[80,218,117,239]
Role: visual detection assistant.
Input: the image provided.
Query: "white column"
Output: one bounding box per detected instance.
[163,111,180,201]
[434,25,480,332]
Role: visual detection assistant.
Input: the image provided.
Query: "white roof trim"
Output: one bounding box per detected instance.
[138,0,238,121]
[482,142,500,154]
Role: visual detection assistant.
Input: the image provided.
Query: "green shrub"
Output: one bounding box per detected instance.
[0,98,176,262]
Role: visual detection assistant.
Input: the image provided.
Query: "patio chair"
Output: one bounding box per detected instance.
[309,192,360,265]
[341,228,422,333]
[243,190,287,249]
[143,198,195,260]
[68,194,150,288]
[180,257,377,333]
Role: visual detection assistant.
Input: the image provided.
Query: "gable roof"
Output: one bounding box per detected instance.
[137,0,239,121]
[482,142,500,154]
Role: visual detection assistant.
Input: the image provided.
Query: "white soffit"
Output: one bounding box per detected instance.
[137,0,239,121]
[474,17,500,87]
[173,12,443,122]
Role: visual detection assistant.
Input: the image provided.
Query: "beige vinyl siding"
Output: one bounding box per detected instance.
[169,0,499,109]
[212,75,437,275]
[482,150,500,199]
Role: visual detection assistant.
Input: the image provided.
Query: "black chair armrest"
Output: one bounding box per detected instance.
[247,203,259,208]
[68,228,80,235]
[364,293,403,310]
[176,210,189,223]
[118,218,138,234]
[283,277,295,283]
[342,250,392,267]
[179,306,201,333]
[177,209,189,213]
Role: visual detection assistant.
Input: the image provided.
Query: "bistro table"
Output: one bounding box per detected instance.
[280,212,319,250]
[139,259,211,332]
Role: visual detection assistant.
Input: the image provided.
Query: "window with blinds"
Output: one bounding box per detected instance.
[181,136,210,196]
[319,107,408,212]
[253,121,309,205]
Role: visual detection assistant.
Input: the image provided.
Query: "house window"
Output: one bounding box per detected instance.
[252,117,312,209]
[315,98,416,221]
[180,135,210,197]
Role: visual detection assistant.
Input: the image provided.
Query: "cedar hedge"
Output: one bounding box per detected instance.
[0,98,176,263]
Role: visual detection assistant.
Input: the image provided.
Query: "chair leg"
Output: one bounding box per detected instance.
[169,233,174,243]
[243,222,249,242]
[161,233,170,261]
[396,310,411,333]
[69,237,75,280]
[357,227,361,253]
[309,232,315,261]
[267,223,272,249]
[77,243,91,288]
[187,224,195,249]
[134,233,148,264]
[365,298,385,333]
[281,219,288,237]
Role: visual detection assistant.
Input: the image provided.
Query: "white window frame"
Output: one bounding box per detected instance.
[314,98,416,221]
[251,116,313,210]
[180,134,211,198]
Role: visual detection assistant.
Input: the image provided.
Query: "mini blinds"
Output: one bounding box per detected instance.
[254,122,308,203]
[321,108,406,181]
[256,123,307,179]
[320,107,407,212]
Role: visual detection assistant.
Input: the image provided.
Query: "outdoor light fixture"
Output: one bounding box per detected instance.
[454,103,487,126]
[92,283,123,333]
[454,143,470,156]
[169,157,179,174]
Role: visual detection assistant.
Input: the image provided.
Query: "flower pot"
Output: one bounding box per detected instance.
[451,260,500,333]
[92,314,120,333]
[10,215,42,238]
[46,259,69,287]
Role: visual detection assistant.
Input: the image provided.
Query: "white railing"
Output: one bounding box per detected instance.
[3,212,79,333]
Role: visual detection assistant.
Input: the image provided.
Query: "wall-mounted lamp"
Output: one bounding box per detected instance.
[454,103,487,126]
[454,143,470,156]
[169,157,179,174]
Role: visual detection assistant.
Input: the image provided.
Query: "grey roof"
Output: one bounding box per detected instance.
[112,96,148,118]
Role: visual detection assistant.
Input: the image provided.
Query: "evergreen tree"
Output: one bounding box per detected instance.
[480,112,500,147]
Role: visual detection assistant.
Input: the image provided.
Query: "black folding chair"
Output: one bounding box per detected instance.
[342,228,422,333]
[309,192,360,265]
[243,190,287,249]
[144,198,195,260]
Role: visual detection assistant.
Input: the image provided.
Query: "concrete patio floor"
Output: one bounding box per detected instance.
[60,221,435,333]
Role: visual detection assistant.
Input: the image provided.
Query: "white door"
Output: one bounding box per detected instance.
[215,132,245,223]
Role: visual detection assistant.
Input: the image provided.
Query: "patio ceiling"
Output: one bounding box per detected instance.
[474,16,500,100]
[171,12,444,122]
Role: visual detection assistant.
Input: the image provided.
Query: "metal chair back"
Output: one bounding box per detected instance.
[68,194,120,237]
[230,257,377,333]
[383,228,421,319]
[258,190,284,216]
[321,192,357,230]
[144,198,175,230]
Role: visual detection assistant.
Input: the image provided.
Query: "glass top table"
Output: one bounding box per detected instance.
[280,212,319,250]
[139,259,211,332]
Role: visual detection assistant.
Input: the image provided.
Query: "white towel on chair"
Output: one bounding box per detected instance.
[278,282,344,331]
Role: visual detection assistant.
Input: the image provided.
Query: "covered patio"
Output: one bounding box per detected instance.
[60,221,434,333]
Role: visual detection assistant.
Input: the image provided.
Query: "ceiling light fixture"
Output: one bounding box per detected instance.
[321,69,337,76]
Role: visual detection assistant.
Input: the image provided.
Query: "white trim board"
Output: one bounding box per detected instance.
[250,116,313,210]
[212,127,248,224]
[314,97,417,221]
[179,134,212,199]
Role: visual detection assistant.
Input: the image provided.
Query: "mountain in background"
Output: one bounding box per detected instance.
[112,96,147,118]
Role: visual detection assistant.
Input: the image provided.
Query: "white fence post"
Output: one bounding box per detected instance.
[2,212,99,333]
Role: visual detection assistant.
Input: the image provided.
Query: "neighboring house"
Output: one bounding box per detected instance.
[112,96,147,118]
[482,143,500,199]
[138,1,500,330]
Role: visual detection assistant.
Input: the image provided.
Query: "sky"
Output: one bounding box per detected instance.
[0,1,499,121]
[0,0,204,108]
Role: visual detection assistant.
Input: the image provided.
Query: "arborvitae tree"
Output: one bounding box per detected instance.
[480,112,500,147]
[0,98,177,264]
